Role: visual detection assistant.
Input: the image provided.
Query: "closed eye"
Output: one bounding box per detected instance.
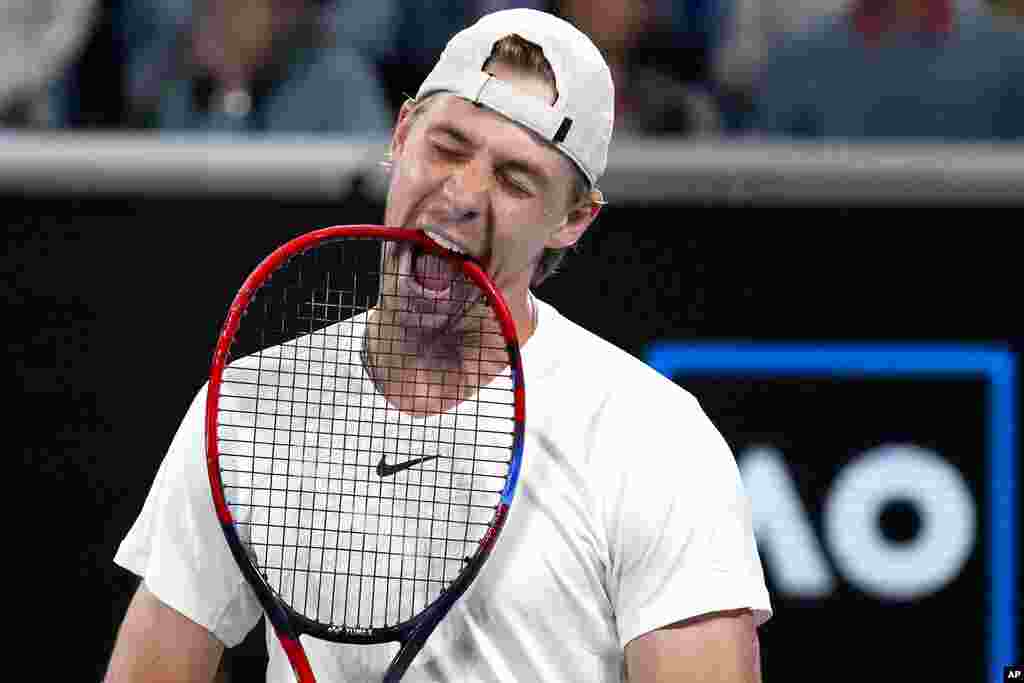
[500,172,534,198]
[432,142,467,159]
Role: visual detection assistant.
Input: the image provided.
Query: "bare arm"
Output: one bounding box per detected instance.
[103,582,226,683]
[625,608,761,683]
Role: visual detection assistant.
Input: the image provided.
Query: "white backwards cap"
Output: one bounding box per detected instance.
[416,8,615,188]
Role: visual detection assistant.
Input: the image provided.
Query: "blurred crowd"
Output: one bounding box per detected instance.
[2,0,1022,141]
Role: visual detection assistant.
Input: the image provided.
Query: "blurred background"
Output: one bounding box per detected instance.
[3,0,1021,681]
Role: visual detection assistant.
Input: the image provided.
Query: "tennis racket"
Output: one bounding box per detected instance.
[205,225,525,682]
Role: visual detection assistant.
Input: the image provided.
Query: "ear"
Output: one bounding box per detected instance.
[546,200,603,250]
[389,99,420,163]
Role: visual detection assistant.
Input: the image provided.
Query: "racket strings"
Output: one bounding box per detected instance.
[216,237,515,632]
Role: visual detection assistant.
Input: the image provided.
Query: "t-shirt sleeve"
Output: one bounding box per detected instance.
[113,384,264,647]
[600,386,772,649]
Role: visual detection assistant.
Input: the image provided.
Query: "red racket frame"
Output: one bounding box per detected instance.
[205,226,525,681]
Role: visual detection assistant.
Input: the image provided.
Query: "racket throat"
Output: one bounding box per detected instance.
[384,605,452,683]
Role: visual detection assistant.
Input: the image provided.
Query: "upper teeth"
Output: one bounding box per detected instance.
[428,232,466,254]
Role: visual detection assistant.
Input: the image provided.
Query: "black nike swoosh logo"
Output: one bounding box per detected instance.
[376,454,440,477]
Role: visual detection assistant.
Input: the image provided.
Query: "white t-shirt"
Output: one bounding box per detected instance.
[115,296,772,682]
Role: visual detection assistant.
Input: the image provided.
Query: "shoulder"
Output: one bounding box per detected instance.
[533,298,698,403]
[531,299,722,458]
[222,315,369,409]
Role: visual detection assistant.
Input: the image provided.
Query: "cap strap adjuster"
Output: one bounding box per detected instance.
[553,117,572,143]
[473,73,493,104]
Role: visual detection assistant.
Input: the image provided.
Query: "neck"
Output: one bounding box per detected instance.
[504,282,537,347]
[363,292,527,415]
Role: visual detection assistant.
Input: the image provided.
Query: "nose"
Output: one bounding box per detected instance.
[440,158,492,224]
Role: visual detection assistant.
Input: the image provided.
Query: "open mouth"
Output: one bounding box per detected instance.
[412,245,457,293]
[382,234,491,338]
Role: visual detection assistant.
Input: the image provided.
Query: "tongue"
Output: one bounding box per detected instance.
[414,252,456,291]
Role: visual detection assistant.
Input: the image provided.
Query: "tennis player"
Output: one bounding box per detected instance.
[104,8,772,682]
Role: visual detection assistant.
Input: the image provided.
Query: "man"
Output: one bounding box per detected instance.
[104,9,771,682]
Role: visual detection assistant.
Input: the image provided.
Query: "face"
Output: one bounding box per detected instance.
[379,64,597,336]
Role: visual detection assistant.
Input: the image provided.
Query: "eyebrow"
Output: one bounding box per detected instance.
[431,124,473,148]
[429,123,552,190]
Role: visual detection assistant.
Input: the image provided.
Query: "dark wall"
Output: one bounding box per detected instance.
[7,192,1019,681]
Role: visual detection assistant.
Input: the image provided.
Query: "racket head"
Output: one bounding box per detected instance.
[205,226,524,665]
